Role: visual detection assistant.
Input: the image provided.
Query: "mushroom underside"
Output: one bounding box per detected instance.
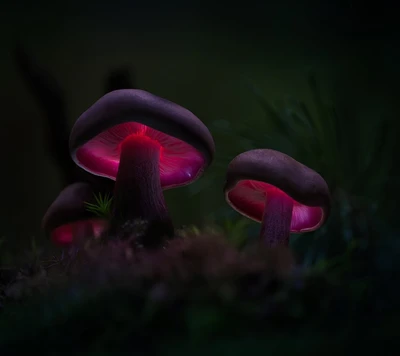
[226,180,324,246]
[75,123,207,244]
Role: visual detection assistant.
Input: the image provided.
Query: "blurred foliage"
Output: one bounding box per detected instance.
[177,217,253,249]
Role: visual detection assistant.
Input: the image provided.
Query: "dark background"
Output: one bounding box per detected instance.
[0,0,399,253]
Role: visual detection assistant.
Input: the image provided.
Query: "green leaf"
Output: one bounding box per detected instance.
[84,192,113,219]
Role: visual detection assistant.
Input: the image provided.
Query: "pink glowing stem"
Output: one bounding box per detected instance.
[109,134,173,239]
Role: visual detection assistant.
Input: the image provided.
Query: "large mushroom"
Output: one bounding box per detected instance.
[69,89,215,243]
[224,149,331,247]
[42,182,108,246]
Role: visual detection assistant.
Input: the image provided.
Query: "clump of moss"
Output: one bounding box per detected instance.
[1,230,296,305]
[0,229,396,354]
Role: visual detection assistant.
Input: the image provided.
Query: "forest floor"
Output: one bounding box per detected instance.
[0,230,399,355]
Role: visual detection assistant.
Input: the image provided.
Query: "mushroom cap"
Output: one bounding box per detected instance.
[69,89,215,189]
[42,182,107,245]
[224,149,331,233]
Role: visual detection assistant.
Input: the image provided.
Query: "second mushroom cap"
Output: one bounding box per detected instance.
[224,149,331,240]
[42,182,108,245]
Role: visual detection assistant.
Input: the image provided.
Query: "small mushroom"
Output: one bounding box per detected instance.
[42,183,108,246]
[69,89,215,242]
[224,149,331,247]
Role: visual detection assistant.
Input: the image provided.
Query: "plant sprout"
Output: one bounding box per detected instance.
[84,192,114,219]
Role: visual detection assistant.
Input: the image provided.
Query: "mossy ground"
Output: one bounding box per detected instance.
[0,228,398,355]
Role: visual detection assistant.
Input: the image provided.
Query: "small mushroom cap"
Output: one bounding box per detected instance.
[69,89,215,189]
[42,182,107,245]
[224,149,331,233]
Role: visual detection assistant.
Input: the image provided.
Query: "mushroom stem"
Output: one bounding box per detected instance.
[108,134,173,243]
[260,188,294,247]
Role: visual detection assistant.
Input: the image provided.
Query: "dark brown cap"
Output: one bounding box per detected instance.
[69,90,215,185]
[224,149,331,232]
[42,182,96,232]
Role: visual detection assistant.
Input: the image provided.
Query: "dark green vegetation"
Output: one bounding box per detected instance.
[1,73,399,354]
[0,231,398,354]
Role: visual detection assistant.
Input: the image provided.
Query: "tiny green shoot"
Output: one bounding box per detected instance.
[84,192,113,219]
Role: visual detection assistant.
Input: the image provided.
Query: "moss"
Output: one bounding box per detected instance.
[0,230,398,354]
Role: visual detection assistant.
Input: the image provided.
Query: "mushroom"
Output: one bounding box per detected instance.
[69,89,215,242]
[224,149,331,247]
[42,182,108,246]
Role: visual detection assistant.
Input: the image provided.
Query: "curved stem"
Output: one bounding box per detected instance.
[108,134,173,243]
[260,189,294,247]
